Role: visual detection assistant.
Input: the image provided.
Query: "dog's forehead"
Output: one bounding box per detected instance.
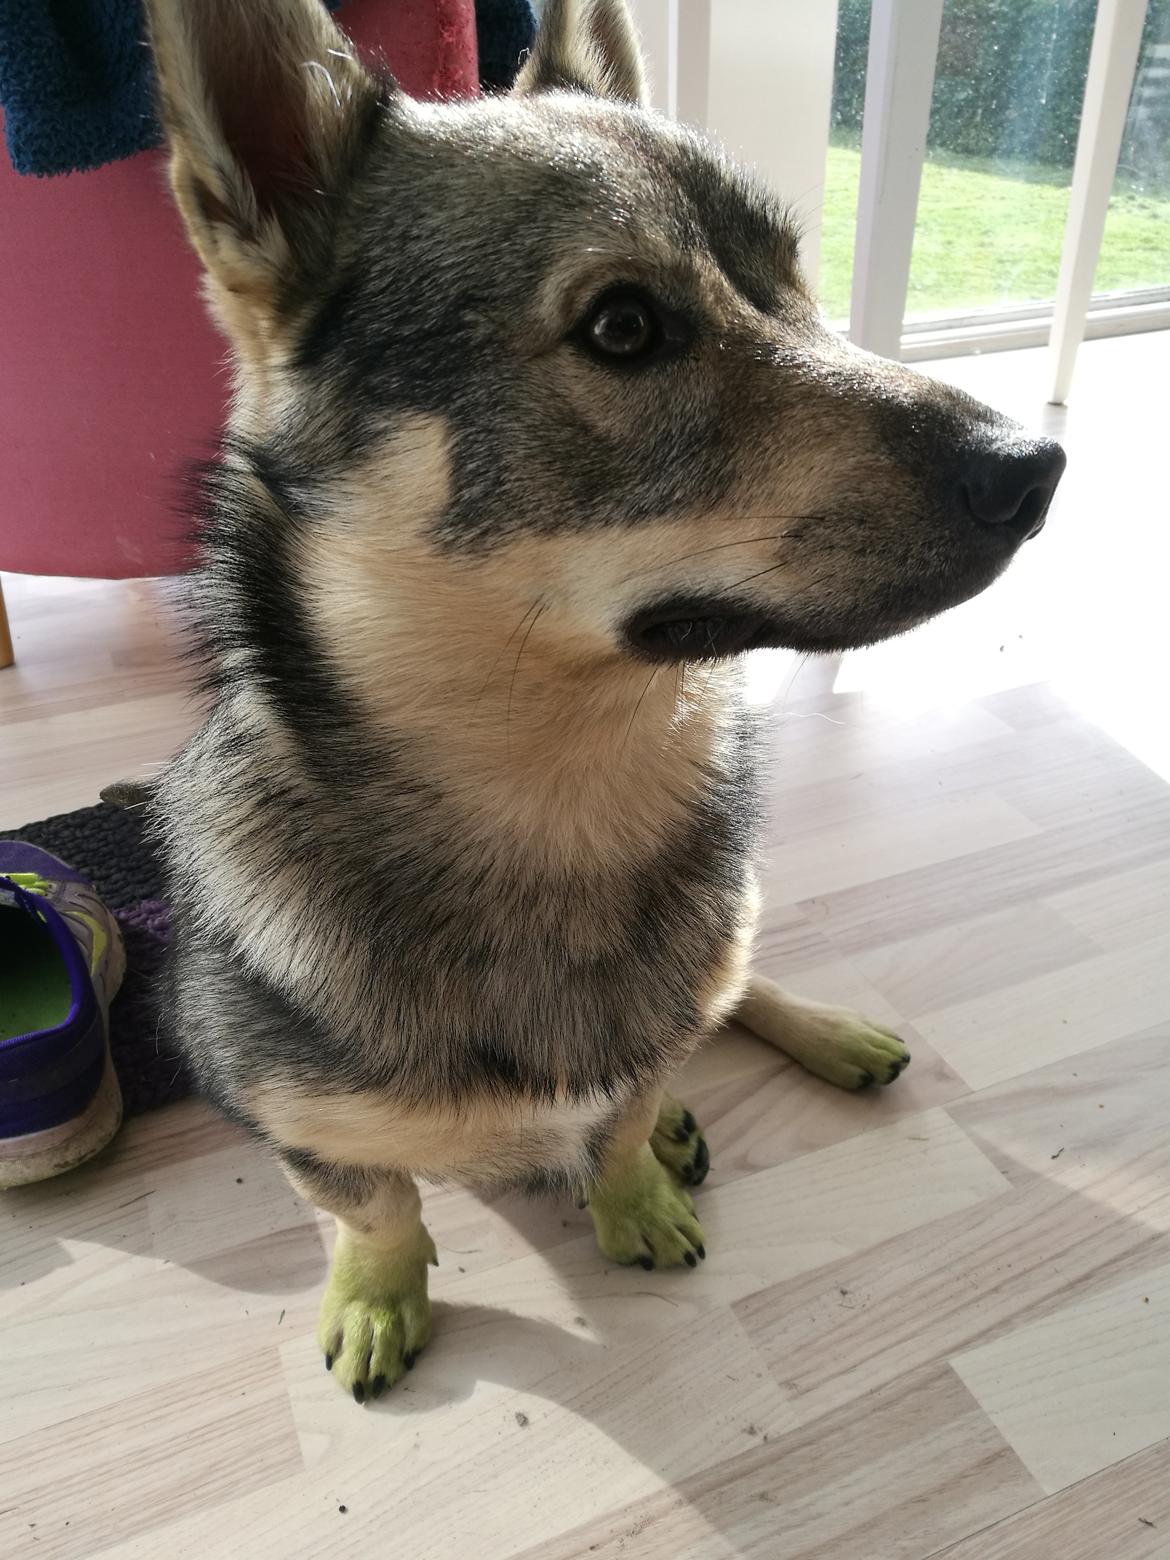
[401,94,805,302]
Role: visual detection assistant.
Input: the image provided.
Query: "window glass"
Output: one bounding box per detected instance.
[820,0,1170,324]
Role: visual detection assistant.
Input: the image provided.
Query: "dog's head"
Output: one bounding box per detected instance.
[148,0,1063,681]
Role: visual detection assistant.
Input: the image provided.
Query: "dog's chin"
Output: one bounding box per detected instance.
[624,560,1011,664]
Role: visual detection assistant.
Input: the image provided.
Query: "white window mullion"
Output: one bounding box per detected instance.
[1048,0,1150,404]
[627,0,678,117]
[627,1,707,130]
[675,0,712,129]
[701,1,839,286]
[848,0,944,360]
[631,3,839,294]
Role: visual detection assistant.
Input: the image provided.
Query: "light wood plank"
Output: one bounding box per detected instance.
[851,899,1100,1016]
[515,1365,1040,1560]
[952,1260,1170,1493]
[0,1353,301,1560]
[932,1438,1170,1559]
[1044,856,1170,953]
[95,1312,793,1560]
[913,931,1170,1090]
[765,680,1013,788]
[765,792,1039,902]
[733,1033,1170,1434]
[797,800,1170,956]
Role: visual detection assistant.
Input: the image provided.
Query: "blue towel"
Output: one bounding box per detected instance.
[0,0,536,179]
[476,0,536,94]
[0,0,158,176]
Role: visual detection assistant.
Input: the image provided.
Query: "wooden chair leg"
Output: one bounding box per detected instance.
[0,578,14,668]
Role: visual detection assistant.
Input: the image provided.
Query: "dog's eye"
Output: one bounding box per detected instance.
[581,292,662,362]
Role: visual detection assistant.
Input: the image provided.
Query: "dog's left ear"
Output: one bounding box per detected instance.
[514,0,648,107]
[144,0,386,314]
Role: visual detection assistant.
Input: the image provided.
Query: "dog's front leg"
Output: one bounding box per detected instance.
[586,1092,707,1271]
[734,973,911,1090]
[282,1152,437,1402]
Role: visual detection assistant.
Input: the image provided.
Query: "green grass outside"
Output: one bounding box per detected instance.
[816,139,1170,322]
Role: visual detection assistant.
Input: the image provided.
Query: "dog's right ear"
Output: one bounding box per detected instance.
[514,0,648,107]
[144,0,385,312]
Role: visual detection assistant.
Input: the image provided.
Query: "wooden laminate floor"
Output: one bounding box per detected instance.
[2,333,1168,1559]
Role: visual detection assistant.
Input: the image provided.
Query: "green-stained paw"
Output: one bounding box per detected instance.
[801,1008,911,1091]
[318,1222,437,1402]
[589,1142,706,1270]
[650,1095,711,1186]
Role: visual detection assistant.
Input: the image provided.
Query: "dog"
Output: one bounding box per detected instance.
[141,0,1065,1402]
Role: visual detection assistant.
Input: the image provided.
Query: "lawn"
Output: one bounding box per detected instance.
[816,139,1170,322]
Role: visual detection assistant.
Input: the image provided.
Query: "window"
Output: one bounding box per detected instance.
[1096,7,1170,298]
[819,0,1170,328]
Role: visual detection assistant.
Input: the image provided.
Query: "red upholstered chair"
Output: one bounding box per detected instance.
[0,0,478,663]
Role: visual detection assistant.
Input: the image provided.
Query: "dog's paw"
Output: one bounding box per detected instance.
[589,1144,706,1270]
[318,1225,436,1403]
[801,1008,911,1091]
[650,1095,711,1187]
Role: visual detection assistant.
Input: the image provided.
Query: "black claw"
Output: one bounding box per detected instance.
[674,1122,691,1143]
[371,1375,386,1399]
[858,1071,875,1089]
[638,1254,655,1271]
[684,1251,698,1268]
[697,1244,706,1260]
[681,1109,697,1136]
[403,1351,416,1370]
[681,1160,695,1181]
[692,1138,711,1184]
[352,1381,365,1405]
[324,1353,333,1372]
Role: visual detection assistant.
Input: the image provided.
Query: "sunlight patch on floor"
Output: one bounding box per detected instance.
[741,646,811,707]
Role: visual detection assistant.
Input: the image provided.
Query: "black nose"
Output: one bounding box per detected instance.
[960,437,1066,538]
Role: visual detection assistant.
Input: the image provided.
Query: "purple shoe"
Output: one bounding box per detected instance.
[1,843,125,1188]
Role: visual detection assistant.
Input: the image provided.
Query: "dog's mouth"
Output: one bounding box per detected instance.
[624,564,999,663]
[625,596,799,663]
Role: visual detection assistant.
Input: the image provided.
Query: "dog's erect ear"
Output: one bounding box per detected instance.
[514,0,648,107]
[145,0,384,307]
